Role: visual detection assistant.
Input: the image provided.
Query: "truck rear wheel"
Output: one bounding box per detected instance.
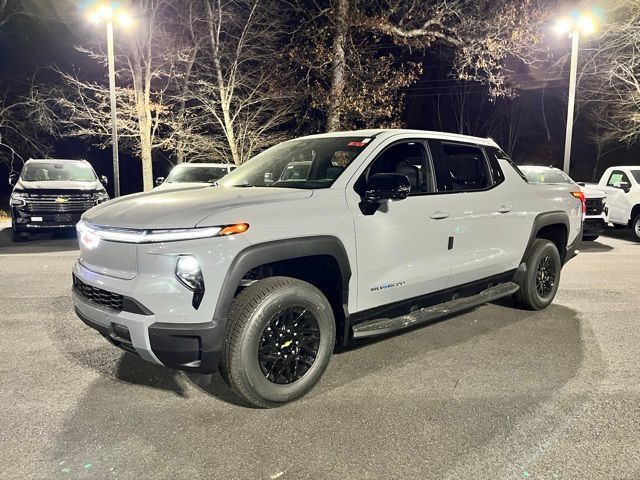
[220,276,335,408]
[514,239,561,310]
[632,214,640,242]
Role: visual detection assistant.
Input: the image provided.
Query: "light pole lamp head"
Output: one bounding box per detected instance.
[554,8,603,37]
[86,2,134,28]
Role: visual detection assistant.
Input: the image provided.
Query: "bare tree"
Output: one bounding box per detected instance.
[29,0,196,191]
[180,0,297,166]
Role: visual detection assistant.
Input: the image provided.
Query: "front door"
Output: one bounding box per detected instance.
[603,169,633,224]
[347,139,452,313]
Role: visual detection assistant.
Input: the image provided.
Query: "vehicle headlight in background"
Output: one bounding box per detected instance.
[175,255,205,309]
[94,191,110,204]
[9,192,27,207]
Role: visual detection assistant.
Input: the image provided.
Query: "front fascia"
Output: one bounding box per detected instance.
[75,233,252,326]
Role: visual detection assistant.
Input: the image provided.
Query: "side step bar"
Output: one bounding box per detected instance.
[352,282,519,339]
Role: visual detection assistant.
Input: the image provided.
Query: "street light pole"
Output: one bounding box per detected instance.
[106,19,120,198]
[562,30,580,175]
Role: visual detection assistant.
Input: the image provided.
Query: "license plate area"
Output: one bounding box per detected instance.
[55,213,73,223]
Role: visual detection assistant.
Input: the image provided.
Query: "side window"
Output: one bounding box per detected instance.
[607,170,630,187]
[356,141,435,195]
[432,142,492,192]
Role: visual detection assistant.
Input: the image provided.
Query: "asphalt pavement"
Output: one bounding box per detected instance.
[0,223,638,479]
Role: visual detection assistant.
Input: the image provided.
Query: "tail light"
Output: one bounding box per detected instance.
[571,191,586,219]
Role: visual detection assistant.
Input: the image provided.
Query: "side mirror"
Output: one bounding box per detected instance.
[155,177,165,186]
[8,173,18,186]
[615,181,631,193]
[100,175,108,186]
[364,173,411,202]
[360,173,411,215]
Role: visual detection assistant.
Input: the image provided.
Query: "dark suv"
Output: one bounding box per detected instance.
[9,159,109,242]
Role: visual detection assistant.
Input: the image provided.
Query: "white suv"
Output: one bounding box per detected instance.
[72,129,582,407]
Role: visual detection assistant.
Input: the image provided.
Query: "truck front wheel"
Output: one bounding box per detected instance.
[220,276,335,408]
[632,214,640,242]
[514,239,562,310]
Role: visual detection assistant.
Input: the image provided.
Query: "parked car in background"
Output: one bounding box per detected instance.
[8,159,109,242]
[155,163,235,190]
[584,166,640,241]
[519,165,608,241]
[73,129,582,408]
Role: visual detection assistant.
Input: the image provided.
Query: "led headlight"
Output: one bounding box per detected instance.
[94,191,110,204]
[9,192,27,207]
[175,255,205,309]
[76,220,249,244]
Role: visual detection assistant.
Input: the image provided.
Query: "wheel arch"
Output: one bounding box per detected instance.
[522,212,570,265]
[213,236,352,341]
[630,204,640,226]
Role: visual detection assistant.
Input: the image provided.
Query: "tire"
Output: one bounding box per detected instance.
[632,214,640,242]
[220,276,335,408]
[11,226,29,242]
[514,239,562,311]
[582,235,599,242]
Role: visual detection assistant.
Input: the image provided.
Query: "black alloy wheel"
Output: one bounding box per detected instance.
[258,306,320,384]
[535,254,557,299]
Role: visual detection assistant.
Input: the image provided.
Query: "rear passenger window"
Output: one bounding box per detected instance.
[436,143,492,192]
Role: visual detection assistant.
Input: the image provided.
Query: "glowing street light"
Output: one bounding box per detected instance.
[554,10,601,174]
[85,3,134,197]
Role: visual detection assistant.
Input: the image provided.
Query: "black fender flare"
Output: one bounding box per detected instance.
[213,236,352,321]
[515,211,572,282]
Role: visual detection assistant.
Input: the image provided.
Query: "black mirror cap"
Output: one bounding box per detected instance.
[155,177,165,186]
[100,175,109,186]
[364,173,411,202]
[8,173,18,186]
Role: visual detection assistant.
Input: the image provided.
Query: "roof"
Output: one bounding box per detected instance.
[177,162,231,168]
[26,158,88,163]
[298,129,499,147]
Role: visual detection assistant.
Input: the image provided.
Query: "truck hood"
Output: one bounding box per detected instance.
[14,179,104,193]
[83,186,314,229]
[579,184,607,199]
[153,182,211,191]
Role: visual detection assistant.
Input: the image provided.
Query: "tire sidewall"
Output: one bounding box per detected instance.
[527,242,561,310]
[632,215,640,241]
[235,283,335,405]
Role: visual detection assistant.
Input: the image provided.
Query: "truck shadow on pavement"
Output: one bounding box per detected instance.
[50,302,591,478]
[0,224,78,253]
[578,240,614,253]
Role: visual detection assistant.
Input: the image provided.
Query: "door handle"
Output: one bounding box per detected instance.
[430,211,450,220]
[497,205,512,214]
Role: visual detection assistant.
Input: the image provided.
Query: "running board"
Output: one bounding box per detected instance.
[352,282,519,339]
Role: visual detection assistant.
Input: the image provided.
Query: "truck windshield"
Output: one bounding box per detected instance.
[166,166,229,183]
[20,162,97,182]
[219,137,371,189]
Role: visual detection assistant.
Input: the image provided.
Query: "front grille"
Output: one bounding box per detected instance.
[585,198,604,216]
[26,193,95,213]
[73,275,124,312]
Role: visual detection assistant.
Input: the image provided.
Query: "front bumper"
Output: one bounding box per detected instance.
[73,286,224,373]
[583,217,607,236]
[12,207,83,231]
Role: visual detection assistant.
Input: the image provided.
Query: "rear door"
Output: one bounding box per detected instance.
[347,139,452,312]
[428,140,526,287]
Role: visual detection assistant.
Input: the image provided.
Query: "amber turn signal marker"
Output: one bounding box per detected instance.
[219,223,250,236]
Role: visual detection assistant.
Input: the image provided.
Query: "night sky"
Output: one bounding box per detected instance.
[1,1,638,202]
